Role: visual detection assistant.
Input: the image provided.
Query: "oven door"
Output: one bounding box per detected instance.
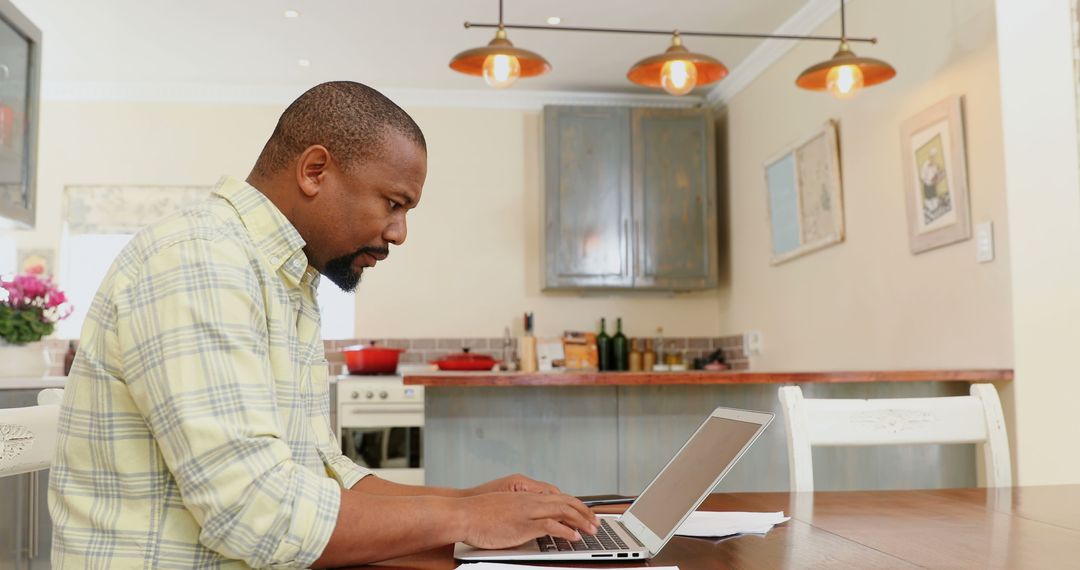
[339,403,424,484]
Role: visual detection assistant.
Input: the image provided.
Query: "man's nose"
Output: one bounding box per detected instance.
[385,217,407,246]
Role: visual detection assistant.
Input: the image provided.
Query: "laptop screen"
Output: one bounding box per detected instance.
[625,416,763,539]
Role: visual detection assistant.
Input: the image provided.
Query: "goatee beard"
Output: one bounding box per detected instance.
[322,246,389,292]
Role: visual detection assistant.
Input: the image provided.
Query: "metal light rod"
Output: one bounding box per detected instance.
[464,21,877,44]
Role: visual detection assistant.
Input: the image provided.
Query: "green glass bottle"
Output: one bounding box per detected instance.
[596,318,612,372]
[612,317,629,371]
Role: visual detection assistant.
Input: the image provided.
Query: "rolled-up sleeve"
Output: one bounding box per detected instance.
[309,362,373,489]
[322,439,373,490]
[117,238,340,569]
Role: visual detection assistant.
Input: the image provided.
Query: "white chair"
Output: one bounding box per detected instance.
[778,383,1011,492]
[0,388,63,478]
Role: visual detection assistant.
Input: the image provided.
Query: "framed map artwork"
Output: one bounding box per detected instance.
[763,120,845,265]
[899,96,971,254]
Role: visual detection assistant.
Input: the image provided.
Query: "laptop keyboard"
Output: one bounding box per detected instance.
[536,519,630,552]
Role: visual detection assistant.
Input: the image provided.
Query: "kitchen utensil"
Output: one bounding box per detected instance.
[342,341,405,375]
[432,348,499,371]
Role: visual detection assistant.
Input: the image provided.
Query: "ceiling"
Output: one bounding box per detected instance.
[14,0,820,100]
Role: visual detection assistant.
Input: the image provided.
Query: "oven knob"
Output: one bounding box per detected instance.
[365,391,374,399]
[379,391,388,400]
[350,391,359,399]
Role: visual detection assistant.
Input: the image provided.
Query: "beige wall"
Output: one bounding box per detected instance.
[3,101,722,340]
[719,0,1013,371]
[995,0,1080,485]
[357,107,722,338]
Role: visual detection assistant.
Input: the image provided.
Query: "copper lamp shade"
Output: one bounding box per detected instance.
[795,42,896,91]
[449,28,551,78]
[627,35,728,89]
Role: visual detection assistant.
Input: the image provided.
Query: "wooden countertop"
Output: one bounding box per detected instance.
[338,485,1080,569]
[403,369,1014,387]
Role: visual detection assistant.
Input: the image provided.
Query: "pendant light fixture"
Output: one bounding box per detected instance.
[795,0,895,98]
[449,0,550,88]
[627,32,728,96]
[454,1,892,98]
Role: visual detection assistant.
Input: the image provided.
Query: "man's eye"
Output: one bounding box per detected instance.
[389,199,399,210]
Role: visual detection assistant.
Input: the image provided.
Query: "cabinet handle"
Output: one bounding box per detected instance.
[27,472,38,557]
[623,219,630,277]
[633,220,641,278]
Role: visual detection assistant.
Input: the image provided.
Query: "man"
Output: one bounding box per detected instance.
[49,81,597,569]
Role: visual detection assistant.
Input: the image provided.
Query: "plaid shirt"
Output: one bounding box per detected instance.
[49,177,369,569]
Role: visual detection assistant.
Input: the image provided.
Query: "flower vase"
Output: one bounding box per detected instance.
[0,339,49,378]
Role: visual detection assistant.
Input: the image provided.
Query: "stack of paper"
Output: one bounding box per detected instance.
[674,511,790,537]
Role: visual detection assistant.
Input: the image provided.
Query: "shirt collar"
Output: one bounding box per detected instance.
[213,176,312,288]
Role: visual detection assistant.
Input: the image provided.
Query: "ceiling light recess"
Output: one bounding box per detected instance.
[451,0,894,98]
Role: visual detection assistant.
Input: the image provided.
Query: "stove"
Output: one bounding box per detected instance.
[336,374,425,485]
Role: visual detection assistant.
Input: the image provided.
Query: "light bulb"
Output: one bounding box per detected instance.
[482,54,521,88]
[660,59,697,96]
[826,64,864,99]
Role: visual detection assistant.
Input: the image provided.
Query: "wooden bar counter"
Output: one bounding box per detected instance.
[415,369,1013,495]
[404,368,1013,387]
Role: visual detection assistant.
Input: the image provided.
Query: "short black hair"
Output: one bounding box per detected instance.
[252,81,426,176]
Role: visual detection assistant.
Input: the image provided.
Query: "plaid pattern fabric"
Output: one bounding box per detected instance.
[49,176,369,569]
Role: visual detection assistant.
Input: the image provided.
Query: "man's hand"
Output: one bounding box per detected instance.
[459,492,599,550]
[465,473,561,496]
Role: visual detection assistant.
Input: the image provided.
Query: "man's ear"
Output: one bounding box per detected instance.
[296,145,331,198]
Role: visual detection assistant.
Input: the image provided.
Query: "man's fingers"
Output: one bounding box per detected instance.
[540,518,581,542]
[528,496,597,535]
[557,503,597,535]
[512,475,560,495]
[537,482,560,495]
[538,481,562,495]
[562,494,600,526]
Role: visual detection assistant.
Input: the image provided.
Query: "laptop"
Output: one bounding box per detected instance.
[454,406,774,561]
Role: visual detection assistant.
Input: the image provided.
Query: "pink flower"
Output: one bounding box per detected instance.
[46,290,67,308]
[0,271,73,324]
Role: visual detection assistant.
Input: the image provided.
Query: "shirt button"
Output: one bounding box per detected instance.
[269,256,279,264]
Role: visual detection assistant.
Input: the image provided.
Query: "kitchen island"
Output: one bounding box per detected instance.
[407,369,1013,495]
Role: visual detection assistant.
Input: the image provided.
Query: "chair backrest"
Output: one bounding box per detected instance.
[0,389,63,478]
[778,383,1011,492]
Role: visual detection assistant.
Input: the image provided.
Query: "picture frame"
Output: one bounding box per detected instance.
[899,95,971,254]
[0,0,40,229]
[763,120,845,265]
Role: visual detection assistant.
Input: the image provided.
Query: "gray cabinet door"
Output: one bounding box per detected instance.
[631,108,718,290]
[544,106,633,289]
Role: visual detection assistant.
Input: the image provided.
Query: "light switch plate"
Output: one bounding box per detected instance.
[975,221,994,263]
[744,331,763,356]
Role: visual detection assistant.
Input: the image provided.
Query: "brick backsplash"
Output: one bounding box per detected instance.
[327,334,749,372]
[44,334,748,378]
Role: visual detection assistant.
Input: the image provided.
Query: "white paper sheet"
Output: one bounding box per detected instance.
[674,511,790,538]
[457,564,678,570]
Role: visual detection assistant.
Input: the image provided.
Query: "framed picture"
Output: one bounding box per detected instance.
[0,0,40,228]
[899,96,971,254]
[763,120,845,265]
[16,247,52,275]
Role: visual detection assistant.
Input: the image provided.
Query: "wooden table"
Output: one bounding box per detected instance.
[363,486,1080,569]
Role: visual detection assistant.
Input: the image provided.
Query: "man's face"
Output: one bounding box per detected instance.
[309,132,427,291]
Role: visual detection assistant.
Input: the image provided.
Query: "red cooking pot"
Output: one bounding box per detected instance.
[342,342,404,375]
[432,348,499,371]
